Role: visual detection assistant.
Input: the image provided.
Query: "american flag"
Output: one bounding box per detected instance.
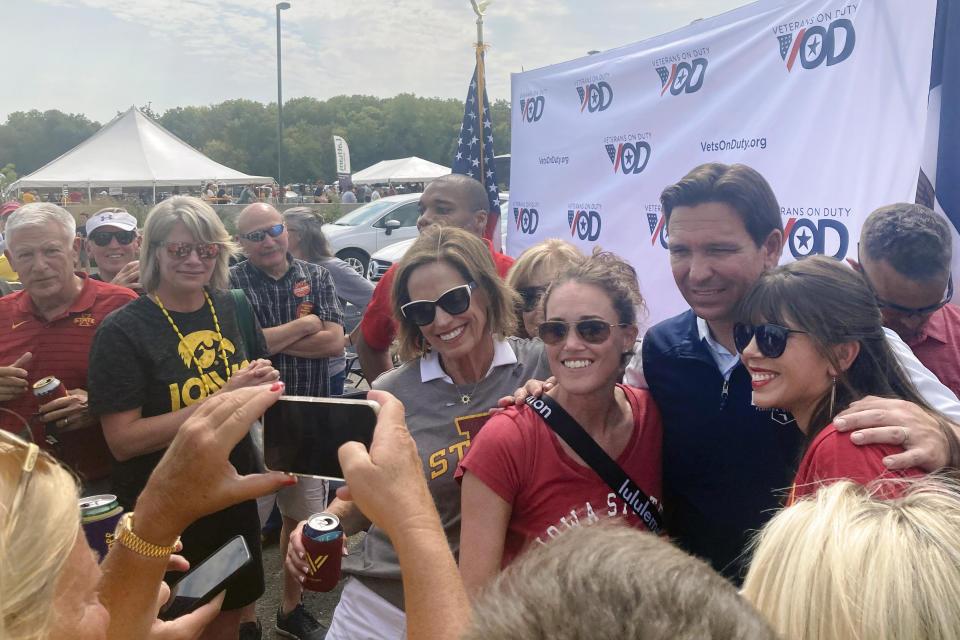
[452,55,501,249]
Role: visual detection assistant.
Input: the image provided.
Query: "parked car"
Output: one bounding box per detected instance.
[321,194,421,275]
[366,204,510,282]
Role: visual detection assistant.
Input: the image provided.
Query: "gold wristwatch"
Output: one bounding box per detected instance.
[113,512,180,558]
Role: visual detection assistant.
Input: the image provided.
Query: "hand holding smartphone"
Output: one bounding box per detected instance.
[262,395,381,480]
[159,535,251,621]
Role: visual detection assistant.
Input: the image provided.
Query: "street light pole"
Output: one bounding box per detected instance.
[276,1,291,203]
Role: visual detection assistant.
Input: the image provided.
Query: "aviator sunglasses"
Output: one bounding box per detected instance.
[89,229,137,246]
[154,241,221,260]
[401,282,477,326]
[238,224,284,242]
[538,320,627,345]
[733,322,809,358]
[517,285,548,313]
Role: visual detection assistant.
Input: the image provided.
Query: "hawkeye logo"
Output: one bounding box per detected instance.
[177,330,236,369]
[646,206,668,249]
[654,48,709,96]
[168,330,247,411]
[784,217,850,259]
[518,95,545,123]
[776,15,856,72]
[575,76,613,113]
[512,205,540,235]
[568,204,602,241]
[304,552,329,575]
[604,133,652,176]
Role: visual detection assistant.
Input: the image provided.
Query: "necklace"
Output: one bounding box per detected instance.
[453,377,484,405]
[154,290,231,395]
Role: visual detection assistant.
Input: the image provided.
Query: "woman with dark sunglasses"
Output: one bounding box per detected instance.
[457,249,663,598]
[505,239,585,338]
[284,226,551,639]
[736,255,960,503]
[86,196,280,638]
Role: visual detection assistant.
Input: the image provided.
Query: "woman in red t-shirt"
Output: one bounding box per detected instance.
[736,255,960,504]
[457,250,663,598]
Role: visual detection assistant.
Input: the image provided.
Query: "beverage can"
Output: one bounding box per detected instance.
[80,494,123,560]
[33,376,68,401]
[300,512,343,592]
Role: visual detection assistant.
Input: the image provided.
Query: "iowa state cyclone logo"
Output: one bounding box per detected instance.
[777,18,855,72]
[576,81,613,112]
[568,209,601,241]
[518,96,545,122]
[605,141,651,175]
[656,58,707,96]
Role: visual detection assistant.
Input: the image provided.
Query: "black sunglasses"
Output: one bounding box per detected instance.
[154,241,221,260]
[538,320,627,345]
[733,322,808,358]
[401,282,477,326]
[238,223,284,242]
[517,285,548,313]
[89,229,137,246]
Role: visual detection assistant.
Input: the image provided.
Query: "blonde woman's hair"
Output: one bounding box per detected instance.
[391,225,517,362]
[0,436,81,640]
[506,239,585,338]
[140,196,237,293]
[742,477,960,640]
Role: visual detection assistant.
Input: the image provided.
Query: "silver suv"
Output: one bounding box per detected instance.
[321,194,421,275]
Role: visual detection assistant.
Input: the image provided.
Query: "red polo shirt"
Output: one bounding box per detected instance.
[360,238,514,351]
[0,273,137,480]
[905,303,960,398]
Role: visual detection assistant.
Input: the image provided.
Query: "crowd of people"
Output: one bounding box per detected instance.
[1,163,959,640]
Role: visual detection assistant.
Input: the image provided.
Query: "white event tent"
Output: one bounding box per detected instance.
[9,106,272,201]
[351,156,450,185]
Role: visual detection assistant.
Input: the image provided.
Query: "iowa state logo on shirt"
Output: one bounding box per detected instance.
[73,313,97,327]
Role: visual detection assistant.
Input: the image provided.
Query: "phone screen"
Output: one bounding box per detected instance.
[262,395,380,480]
[159,535,251,621]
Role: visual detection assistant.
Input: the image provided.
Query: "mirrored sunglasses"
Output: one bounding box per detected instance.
[238,224,284,242]
[155,241,221,260]
[538,319,626,345]
[401,282,477,326]
[89,229,137,246]
[733,322,809,358]
[517,285,548,313]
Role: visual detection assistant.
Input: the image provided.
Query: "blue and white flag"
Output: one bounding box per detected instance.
[452,54,501,250]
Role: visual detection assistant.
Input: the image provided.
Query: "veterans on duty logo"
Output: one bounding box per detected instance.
[568,203,602,241]
[654,47,709,96]
[575,74,613,112]
[604,132,652,175]
[774,5,857,72]
[783,210,851,259]
[518,95,545,123]
[645,204,668,249]
[512,203,540,235]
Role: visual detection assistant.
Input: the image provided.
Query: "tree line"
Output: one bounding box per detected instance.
[0,95,513,189]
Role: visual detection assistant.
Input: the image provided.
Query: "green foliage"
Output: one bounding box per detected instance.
[0,164,17,193]
[0,95,513,185]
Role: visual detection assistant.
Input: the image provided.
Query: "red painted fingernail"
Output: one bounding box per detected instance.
[270,381,285,392]
[283,474,297,486]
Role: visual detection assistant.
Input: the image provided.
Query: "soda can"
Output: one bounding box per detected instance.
[300,512,343,592]
[33,376,68,401]
[80,495,123,560]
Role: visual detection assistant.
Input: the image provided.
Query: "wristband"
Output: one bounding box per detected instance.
[113,512,180,558]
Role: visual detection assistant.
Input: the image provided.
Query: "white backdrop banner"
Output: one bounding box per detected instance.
[508,0,938,327]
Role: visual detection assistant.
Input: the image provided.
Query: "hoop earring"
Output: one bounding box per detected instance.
[829,376,837,418]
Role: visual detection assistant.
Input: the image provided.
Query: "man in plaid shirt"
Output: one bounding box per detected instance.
[230,202,344,640]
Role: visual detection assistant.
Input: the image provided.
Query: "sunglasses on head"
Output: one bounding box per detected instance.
[538,319,627,345]
[89,229,137,246]
[733,322,809,358]
[154,241,221,260]
[401,282,476,326]
[238,224,284,242]
[517,285,548,313]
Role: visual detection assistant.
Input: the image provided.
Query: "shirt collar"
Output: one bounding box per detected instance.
[245,253,297,281]
[16,272,96,319]
[420,337,517,383]
[907,306,949,346]
[696,315,741,380]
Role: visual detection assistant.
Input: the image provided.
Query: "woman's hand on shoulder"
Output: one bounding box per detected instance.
[490,377,556,415]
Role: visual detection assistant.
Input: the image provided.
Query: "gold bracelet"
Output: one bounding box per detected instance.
[113,512,180,558]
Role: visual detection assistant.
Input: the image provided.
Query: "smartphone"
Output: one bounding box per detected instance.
[158,535,251,621]
[262,395,380,480]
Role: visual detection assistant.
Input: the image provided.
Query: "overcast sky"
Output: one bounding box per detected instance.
[2,0,754,124]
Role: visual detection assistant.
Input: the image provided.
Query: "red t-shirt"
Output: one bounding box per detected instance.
[360,238,514,350]
[906,303,960,399]
[0,274,137,479]
[457,385,663,567]
[788,424,925,505]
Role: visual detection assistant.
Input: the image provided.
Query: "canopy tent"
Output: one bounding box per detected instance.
[351,156,450,185]
[9,106,272,194]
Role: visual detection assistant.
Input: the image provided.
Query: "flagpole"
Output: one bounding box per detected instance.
[471,0,487,181]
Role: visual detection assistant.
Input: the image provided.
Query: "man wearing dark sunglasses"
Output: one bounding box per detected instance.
[357,174,514,382]
[853,203,960,396]
[640,163,960,583]
[86,208,143,292]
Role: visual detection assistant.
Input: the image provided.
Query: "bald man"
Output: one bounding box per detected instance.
[229,202,343,638]
[357,174,514,381]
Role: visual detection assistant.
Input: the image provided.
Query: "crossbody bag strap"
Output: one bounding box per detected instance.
[525,394,664,534]
[230,288,256,361]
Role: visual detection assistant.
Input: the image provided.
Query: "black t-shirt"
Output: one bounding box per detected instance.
[88,289,267,506]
